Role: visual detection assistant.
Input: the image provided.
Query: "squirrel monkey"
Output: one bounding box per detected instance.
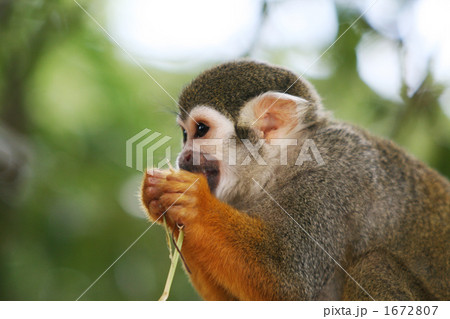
[141,61,450,300]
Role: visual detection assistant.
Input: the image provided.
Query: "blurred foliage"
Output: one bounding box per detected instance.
[0,0,449,300]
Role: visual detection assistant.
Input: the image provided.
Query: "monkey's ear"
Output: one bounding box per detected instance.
[242,92,309,140]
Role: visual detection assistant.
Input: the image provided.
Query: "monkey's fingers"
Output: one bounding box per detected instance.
[166,170,202,183]
[145,199,187,230]
[145,200,166,222]
[145,176,166,187]
[142,169,172,205]
[146,168,170,179]
[157,179,198,195]
[161,206,187,230]
[159,203,191,228]
[142,185,164,206]
[159,193,197,209]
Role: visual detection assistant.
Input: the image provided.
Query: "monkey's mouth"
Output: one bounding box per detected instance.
[202,166,220,193]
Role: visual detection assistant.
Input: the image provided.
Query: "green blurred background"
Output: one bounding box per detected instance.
[0,0,449,300]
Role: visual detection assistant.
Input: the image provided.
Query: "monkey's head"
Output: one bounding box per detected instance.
[176,60,325,204]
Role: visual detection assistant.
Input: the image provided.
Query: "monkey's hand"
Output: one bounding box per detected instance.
[141,168,170,224]
[141,168,206,229]
[142,168,278,300]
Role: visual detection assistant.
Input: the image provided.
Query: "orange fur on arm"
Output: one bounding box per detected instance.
[180,178,278,301]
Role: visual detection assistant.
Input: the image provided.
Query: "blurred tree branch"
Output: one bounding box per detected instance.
[0,2,84,298]
[0,0,84,198]
[390,40,444,140]
[391,73,444,139]
[0,0,83,133]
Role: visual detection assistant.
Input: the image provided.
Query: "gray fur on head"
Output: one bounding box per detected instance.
[178,60,321,124]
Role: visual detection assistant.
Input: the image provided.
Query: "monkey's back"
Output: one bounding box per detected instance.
[250,121,449,300]
[368,133,450,300]
[317,123,450,299]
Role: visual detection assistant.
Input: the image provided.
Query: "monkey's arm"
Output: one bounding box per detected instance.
[142,169,279,300]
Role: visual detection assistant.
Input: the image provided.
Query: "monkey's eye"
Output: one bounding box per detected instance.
[182,128,187,143]
[195,122,209,138]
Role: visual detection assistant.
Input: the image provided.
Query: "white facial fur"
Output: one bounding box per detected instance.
[176,106,238,201]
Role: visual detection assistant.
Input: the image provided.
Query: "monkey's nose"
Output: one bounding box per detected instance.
[184,153,192,162]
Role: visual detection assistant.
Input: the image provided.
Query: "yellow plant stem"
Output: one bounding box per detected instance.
[158,224,184,301]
